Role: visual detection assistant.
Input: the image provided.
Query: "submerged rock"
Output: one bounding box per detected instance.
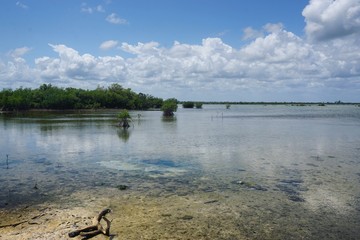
[231,180,244,185]
[250,185,268,191]
[116,185,129,190]
[279,179,303,185]
[231,180,268,191]
[276,179,306,202]
[306,163,319,167]
[288,195,305,202]
[276,184,298,196]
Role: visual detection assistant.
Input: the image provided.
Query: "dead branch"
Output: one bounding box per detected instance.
[68,208,112,239]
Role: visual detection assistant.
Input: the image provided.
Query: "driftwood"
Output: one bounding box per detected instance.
[68,208,112,239]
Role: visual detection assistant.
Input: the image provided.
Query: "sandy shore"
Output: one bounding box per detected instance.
[1,183,359,240]
[0,187,253,240]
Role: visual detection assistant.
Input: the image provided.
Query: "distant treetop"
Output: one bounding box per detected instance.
[0,84,163,111]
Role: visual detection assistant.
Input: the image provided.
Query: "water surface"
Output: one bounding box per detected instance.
[1,105,360,239]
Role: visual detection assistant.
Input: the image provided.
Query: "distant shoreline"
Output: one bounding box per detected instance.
[0,108,161,114]
[1,102,359,114]
[179,101,360,105]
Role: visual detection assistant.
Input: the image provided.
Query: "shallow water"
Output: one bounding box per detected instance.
[1,105,360,239]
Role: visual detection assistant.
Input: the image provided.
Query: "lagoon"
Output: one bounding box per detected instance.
[1,105,360,239]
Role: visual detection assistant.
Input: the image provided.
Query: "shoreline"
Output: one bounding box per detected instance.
[1,184,359,240]
[0,108,162,114]
[1,103,359,114]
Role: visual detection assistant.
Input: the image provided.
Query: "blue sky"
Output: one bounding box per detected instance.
[1,0,360,102]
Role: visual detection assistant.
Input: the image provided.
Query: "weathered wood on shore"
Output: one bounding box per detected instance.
[68,208,112,239]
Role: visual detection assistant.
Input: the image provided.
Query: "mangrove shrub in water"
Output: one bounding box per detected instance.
[182,101,202,109]
[182,101,195,108]
[117,109,132,129]
[161,98,178,117]
[195,102,203,109]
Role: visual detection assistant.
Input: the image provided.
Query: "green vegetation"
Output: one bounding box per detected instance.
[182,101,195,108]
[195,102,203,109]
[182,101,203,109]
[117,109,132,128]
[2,85,358,112]
[161,98,178,116]
[0,84,163,111]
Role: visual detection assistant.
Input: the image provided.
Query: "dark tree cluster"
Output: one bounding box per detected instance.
[0,84,163,111]
[182,101,195,108]
[182,101,203,109]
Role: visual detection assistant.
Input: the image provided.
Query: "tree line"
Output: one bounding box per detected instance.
[0,84,164,111]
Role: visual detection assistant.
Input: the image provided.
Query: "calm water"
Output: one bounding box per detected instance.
[1,105,360,238]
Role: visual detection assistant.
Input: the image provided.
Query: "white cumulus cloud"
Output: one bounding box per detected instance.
[121,42,160,55]
[242,27,263,40]
[106,13,128,24]
[303,0,360,41]
[100,40,119,50]
[0,47,36,88]
[8,47,32,58]
[1,19,360,101]
[242,23,284,40]
[34,44,127,84]
[81,3,105,14]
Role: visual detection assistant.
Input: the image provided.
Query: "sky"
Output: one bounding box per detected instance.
[1,0,360,102]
